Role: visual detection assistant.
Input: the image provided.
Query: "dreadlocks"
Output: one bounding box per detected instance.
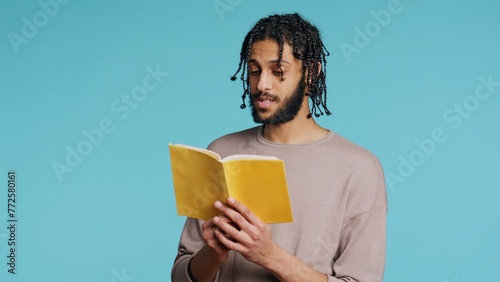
[230,13,331,118]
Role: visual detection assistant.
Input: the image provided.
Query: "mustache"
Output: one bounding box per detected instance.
[251,92,279,100]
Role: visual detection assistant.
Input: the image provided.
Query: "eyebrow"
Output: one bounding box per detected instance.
[247,59,292,65]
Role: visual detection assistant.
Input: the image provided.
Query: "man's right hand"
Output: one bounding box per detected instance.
[188,215,232,282]
[201,217,231,263]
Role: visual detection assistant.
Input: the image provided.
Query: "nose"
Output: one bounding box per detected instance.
[256,71,272,93]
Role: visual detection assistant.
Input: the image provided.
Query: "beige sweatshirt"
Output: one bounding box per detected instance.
[171,126,387,282]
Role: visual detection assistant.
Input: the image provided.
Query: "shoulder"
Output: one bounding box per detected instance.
[328,133,387,213]
[207,126,260,153]
[325,132,383,172]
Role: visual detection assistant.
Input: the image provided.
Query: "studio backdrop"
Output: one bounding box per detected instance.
[1,1,499,281]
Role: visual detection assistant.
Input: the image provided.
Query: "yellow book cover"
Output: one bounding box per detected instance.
[169,143,293,223]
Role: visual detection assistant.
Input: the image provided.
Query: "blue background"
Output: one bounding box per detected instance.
[1,0,499,281]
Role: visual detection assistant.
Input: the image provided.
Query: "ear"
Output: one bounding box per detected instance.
[306,61,322,85]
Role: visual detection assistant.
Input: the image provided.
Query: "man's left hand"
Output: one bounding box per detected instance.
[212,197,277,267]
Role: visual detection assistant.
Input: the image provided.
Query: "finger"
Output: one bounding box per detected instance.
[201,221,231,253]
[223,198,270,243]
[213,215,252,244]
[227,197,261,224]
[214,228,247,254]
[201,219,216,231]
[225,197,265,231]
[214,200,255,234]
[215,215,240,230]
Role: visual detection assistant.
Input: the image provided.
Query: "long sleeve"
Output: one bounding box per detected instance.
[171,218,209,282]
[328,154,387,282]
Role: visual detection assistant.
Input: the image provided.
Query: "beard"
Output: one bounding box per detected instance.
[250,77,307,125]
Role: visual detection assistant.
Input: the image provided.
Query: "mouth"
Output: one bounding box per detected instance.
[253,93,277,110]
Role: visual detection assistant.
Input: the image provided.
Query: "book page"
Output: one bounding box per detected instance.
[222,154,279,162]
[222,159,293,223]
[169,144,229,220]
[170,143,221,160]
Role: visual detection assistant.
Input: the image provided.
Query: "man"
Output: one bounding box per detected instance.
[171,13,387,281]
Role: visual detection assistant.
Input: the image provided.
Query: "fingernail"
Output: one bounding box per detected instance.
[227,197,235,204]
[214,201,222,208]
[213,216,219,223]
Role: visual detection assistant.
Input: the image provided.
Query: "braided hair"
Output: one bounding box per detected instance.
[230,13,331,118]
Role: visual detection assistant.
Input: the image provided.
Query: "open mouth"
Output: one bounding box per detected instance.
[253,94,277,109]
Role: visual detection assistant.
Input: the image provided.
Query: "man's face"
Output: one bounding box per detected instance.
[247,39,308,125]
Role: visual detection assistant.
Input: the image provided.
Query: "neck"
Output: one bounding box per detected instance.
[261,113,329,144]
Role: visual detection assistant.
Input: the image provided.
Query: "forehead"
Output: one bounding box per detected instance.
[248,39,299,66]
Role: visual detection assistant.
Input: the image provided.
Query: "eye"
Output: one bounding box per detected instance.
[249,69,261,76]
[272,66,285,76]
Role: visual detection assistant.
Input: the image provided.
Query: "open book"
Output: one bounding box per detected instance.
[169,143,293,223]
